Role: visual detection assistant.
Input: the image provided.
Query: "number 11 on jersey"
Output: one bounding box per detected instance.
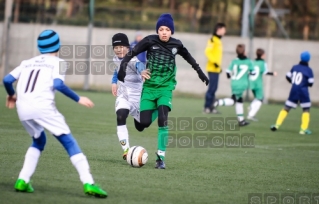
[25,69,41,93]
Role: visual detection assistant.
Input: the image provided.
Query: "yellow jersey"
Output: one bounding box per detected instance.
[205,35,223,73]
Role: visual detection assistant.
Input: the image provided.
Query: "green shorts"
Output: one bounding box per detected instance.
[140,89,172,111]
[251,88,264,100]
[232,89,245,99]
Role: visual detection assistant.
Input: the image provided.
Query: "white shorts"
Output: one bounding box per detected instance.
[115,96,140,122]
[21,114,70,139]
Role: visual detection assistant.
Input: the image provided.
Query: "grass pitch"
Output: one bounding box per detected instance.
[0,89,318,204]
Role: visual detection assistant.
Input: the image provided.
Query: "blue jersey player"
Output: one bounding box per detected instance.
[271,51,314,134]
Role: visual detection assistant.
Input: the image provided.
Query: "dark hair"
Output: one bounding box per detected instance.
[213,23,226,34]
[236,44,245,55]
[256,48,265,58]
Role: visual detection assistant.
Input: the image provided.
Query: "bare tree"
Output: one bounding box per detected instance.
[13,0,21,23]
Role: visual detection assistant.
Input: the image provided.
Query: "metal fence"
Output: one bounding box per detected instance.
[0,0,318,40]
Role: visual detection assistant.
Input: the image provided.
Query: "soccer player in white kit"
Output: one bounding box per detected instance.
[110,33,156,160]
[2,30,107,198]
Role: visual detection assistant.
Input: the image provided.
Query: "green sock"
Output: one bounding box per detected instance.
[151,110,158,123]
[157,126,168,160]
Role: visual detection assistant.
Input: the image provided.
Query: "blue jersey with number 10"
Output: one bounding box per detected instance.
[286,63,314,92]
[285,63,314,108]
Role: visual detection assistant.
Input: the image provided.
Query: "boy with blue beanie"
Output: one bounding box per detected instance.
[2,30,107,197]
[117,13,209,169]
[271,51,314,134]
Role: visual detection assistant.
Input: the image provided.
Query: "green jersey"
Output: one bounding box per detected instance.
[249,59,268,90]
[227,57,254,90]
[119,35,201,90]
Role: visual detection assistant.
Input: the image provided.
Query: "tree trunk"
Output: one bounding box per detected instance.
[13,0,20,23]
[36,0,44,23]
[195,0,205,32]
[66,0,73,18]
[302,0,310,40]
[170,0,175,14]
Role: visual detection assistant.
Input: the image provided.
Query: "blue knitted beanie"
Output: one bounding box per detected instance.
[156,13,174,34]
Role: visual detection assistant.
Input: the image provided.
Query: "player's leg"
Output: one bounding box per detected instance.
[139,89,157,128]
[299,95,311,135]
[206,73,220,113]
[116,109,130,159]
[204,72,215,113]
[154,90,173,169]
[233,92,249,126]
[155,105,170,169]
[270,105,291,131]
[15,120,46,193]
[214,85,237,108]
[214,94,235,107]
[270,92,297,131]
[135,109,158,131]
[247,88,263,121]
[36,115,107,197]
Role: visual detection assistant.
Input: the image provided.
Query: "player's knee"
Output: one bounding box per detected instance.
[236,97,243,103]
[303,108,310,112]
[283,106,291,112]
[158,105,169,127]
[258,98,263,102]
[158,114,168,127]
[55,134,82,157]
[31,131,46,151]
[140,117,152,127]
[116,109,129,125]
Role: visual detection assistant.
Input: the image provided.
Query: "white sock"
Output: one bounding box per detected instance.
[248,99,262,117]
[218,98,235,106]
[18,147,41,183]
[157,150,165,158]
[117,125,130,150]
[70,153,94,185]
[236,102,244,121]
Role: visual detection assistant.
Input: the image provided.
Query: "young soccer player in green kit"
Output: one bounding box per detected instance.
[247,48,277,121]
[214,44,254,126]
[117,13,209,169]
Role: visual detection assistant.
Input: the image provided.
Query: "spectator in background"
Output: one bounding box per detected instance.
[130,31,147,63]
[203,23,226,114]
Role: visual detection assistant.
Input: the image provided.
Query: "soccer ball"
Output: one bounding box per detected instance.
[126,146,148,167]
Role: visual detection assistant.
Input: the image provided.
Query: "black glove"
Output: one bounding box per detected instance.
[196,69,209,86]
[214,63,219,68]
[117,65,126,82]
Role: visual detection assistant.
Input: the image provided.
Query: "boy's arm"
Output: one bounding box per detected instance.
[3,74,17,96]
[249,61,256,75]
[285,68,293,83]
[308,69,314,87]
[53,61,80,102]
[178,46,201,71]
[178,45,209,85]
[118,37,150,82]
[112,70,118,84]
[263,63,275,75]
[3,63,23,96]
[226,61,233,79]
[135,61,146,74]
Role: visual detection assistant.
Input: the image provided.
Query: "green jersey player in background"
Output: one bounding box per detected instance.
[117,13,209,169]
[247,48,277,121]
[214,44,254,126]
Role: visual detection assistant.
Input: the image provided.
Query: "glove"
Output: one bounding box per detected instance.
[196,69,209,86]
[213,63,219,68]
